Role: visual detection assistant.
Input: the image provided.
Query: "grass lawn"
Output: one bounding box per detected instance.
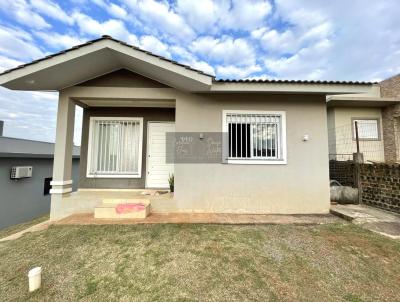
[0,223,399,301]
[0,215,49,239]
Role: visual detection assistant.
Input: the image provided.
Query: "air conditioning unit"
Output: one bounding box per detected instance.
[10,166,33,179]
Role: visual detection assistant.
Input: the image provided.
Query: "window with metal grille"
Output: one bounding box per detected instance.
[223,111,286,164]
[87,117,143,178]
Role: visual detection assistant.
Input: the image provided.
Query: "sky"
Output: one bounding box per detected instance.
[0,0,399,145]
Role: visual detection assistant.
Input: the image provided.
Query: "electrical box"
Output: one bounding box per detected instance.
[10,166,33,179]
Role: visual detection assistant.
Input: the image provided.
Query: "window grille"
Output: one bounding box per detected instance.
[224,112,285,163]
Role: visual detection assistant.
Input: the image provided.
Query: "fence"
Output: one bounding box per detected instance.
[329,121,400,213]
[328,122,387,162]
[329,159,400,214]
[359,163,400,213]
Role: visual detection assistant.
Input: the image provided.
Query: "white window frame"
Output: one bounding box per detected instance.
[86,117,143,178]
[352,118,381,141]
[222,110,287,165]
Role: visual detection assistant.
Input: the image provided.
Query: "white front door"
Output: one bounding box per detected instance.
[146,122,175,188]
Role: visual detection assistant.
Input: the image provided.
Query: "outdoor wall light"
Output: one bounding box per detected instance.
[302,134,309,141]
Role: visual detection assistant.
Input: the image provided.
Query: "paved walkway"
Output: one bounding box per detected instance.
[331,204,400,239]
[55,213,340,225]
[0,220,51,242]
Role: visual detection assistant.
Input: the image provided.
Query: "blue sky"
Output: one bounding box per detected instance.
[0,0,399,144]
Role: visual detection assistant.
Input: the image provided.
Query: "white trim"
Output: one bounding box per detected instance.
[86,116,143,178]
[50,187,72,194]
[50,180,73,186]
[222,110,287,165]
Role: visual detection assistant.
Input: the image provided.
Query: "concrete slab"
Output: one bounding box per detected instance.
[55,213,341,225]
[331,204,400,239]
[0,220,50,242]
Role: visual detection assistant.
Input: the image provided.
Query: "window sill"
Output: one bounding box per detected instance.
[86,174,142,178]
[224,159,287,165]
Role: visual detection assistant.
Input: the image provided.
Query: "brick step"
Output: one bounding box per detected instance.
[94,199,150,219]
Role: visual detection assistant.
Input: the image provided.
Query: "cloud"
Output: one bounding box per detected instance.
[91,0,128,19]
[216,64,262,79]
[264,39,332,80]
[0,26,44,60]
[218,0,272,31]
[191,36,255,66]
[176,0,272,33]
[139,35,171,58]
[30,0,74,25]
[175,0,220,33]
[0,56,24,72]
[123,0,195,41]
[0,88,83,145]
[269,0,400,80]
[0,0,400,144]
[0,0,51,29]
[35,32,85,49]
[72,12,136,42]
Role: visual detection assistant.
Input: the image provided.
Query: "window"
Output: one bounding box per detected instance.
[43,177,52,195]
[87,117,143,178]
[352,118,380,140]
[223,110,287,164]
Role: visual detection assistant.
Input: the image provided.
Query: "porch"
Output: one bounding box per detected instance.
[51,189,178,220]
[49,70,180,220]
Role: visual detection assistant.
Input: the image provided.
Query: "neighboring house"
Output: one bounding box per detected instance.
[327,74,400,162]
[0,36,379,219]
[380,74,400,162]
[0,122,80,229]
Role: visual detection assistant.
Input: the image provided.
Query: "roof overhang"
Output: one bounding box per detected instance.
[210,81,376,95]
[327,96,400,107]
[0,38,213,92]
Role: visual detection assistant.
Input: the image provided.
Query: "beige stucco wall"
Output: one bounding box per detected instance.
[51,70,331,217]
[173,93,330,214]
[328,107,384,162]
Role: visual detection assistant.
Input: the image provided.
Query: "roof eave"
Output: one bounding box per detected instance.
[209,82,376,94]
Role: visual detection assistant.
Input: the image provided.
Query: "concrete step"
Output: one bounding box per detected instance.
[95,199,150,219]
[103,198,150,205]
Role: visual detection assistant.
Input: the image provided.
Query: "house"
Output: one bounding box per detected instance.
[0,36,379,219]
[0,122,80,229]
[327,74,400,163]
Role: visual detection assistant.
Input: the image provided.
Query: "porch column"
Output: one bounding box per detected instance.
[50,93,75,220]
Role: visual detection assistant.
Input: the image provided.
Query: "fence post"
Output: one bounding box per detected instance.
[353,121,363,204]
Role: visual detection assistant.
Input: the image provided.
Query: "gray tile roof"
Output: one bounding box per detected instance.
[0,136,80,158]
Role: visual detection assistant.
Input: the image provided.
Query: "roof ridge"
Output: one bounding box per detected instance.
[0,35,215,78]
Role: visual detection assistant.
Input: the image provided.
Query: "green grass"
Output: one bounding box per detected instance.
[0,214,49,239]
[0,223,399,301]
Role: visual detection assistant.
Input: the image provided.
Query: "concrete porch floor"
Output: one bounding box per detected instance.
[55,213,340,225]
[331,204,400,239]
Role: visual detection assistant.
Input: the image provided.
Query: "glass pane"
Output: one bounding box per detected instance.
[92,120,140,175]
